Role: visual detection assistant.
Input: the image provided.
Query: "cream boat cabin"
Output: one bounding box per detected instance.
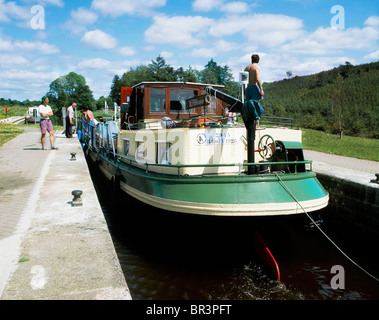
[117,126,303,176]
[116,82,302,176]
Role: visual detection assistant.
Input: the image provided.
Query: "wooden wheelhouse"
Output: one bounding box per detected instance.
[120,82,226,129]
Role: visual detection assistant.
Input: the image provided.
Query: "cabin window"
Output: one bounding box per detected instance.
[123,138,129,156]
[150,88,166,113]
[170,89,196,113]
[136,141,146,161]
[156,142,172,164]
[205,95,217,114]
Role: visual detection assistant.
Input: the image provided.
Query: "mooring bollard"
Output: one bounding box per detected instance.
[371,173,379,184]
[70,152,77,161]
[71,190,83,207]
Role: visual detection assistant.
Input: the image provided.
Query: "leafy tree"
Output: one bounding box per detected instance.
[148,55,177,82]
[201,59,234,85]
[55,90,68,116]
[200,59,240,97]
[109,75,122,105]
[96,96,114,111]
[109,57,243,103]
[176,66,200,83]
[109,66,155,104]
[47,72,95,113]
[122,65,153,87]
[224,81,241,99]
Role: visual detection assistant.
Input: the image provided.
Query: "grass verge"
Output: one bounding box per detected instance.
[0,123,64,147]
[0,123,25,147]
[302,128,379,162]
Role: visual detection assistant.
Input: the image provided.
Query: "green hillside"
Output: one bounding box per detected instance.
[262,61,379,139]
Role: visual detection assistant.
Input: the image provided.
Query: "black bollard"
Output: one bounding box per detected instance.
[71,190,83,207]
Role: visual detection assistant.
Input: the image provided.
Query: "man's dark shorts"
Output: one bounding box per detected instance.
[246,85,263,101]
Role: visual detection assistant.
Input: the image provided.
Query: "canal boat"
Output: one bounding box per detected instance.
[82,81,329,217]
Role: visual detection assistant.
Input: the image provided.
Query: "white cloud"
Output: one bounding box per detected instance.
[209,14,304,48]
[1,69,58,81]
[189,47,216,59]
[0,37,13,51]
[188,39,238,58]
[221,2,249,14]
[0,54,29,68]
[364,49,379,61]
[0,37,60,54]
[0,69,60,100]
[364,16,379,27]
[33,30,48,41]
[281,26,379,55]
[63,7,98,35]
[214,39,238,52]
[289,56,354,75]
[16,41,60,54]
[118,46,136,56]
[145,15,214,47]
[78,58,111,70]
[91,0,167,17]
[192,0,223,12]
[33,0,64,7]
[81,29,118,50]
[192,0,253,13]
[160,51,173,59]
[144,45,156,51]
[0,0,30,22]
[71,7,98,25]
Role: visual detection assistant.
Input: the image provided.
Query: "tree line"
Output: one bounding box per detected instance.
[34,56,239,121]
[108,56,240,104]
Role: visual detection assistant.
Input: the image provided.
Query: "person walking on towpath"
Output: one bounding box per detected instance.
[65,102,76,138]
[38,96,58,150]
[244,54,264,101]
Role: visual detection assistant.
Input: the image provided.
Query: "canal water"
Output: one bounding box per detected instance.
[88,162,379,300]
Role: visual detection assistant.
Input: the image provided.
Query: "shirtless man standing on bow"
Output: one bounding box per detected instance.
[244,54,264,101]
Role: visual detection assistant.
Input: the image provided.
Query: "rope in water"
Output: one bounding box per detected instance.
[274,172,379,283]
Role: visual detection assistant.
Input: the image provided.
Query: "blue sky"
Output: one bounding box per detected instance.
[1,0,378,101]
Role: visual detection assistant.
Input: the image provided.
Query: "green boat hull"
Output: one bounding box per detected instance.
[90,151,329,217]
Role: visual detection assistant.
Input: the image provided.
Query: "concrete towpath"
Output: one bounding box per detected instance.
[0,127,131,300]
[304,150,379,186]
